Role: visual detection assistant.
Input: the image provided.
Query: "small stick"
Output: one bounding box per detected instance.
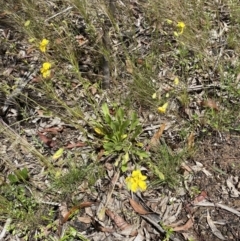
[45,6,73,22]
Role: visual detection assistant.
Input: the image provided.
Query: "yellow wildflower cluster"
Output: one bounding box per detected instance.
[39,38,52,78]
[125,170,147,192]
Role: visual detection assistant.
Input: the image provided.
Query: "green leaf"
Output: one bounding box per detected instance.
[110,120,117,132]
[129,112,139,130]
[131,125,142,140]
[115,144,123,151]
[121,164,128,172]
[8,174,19,184]
[122,152,129,164]
[116,107,124,122]
[104,114,112,125]
[102,103,110,117]
[135,150,149,159]
[119,120,130,134]
[155,169,165,180]
[8,168,29,184]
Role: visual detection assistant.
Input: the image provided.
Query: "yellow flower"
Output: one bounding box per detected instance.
[176,21,185,35]
[39,38,49,52]
[24,20,31,27]
[125,170,147,192]
[152,93,157,99]
[40,62,51,78]
[158,102,168,114]
[174,77,179,85]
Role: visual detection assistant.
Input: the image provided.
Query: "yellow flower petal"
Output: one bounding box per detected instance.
[152,93,157,99]
[132,170,141,178]
[158,102,168,114]
[138,180,147,191]
[39,38,49,53]
[40,62,52,78]
[42,70,51,78]
[176,21,185,35]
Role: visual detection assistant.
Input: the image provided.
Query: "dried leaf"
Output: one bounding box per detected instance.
[126,59,133,74]
[77,216,92,224]
[149,123,166,148]
[75,34,88,46]
[59,202,69,221]
[129,198,150,215]
[180,162,192,173]
[97,206,106,221]
[89,85,97,95]
[106,209,130,230]
[62,201,95,224]
[37,132,56,147]
[192,191,208,204]
[41,127,63,134]
[202,99,219,111]
[92,219,114,233]
[207,210,226,240]
[65,142,86,149]
[173,218,193,231]
[187,132,195,149]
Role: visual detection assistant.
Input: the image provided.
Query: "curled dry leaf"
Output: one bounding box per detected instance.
[129,198,151,215]
[62,201,95,224]
[106,209,130,230]
[173,218,193,231]
[149,123,166,150]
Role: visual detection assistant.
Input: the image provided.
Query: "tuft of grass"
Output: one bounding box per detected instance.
[147,142,186,188]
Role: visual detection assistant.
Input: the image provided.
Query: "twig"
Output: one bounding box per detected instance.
[0,218,12,241]
[194,201,240,217]
[187,84,226,92]
[44,6,73,23]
